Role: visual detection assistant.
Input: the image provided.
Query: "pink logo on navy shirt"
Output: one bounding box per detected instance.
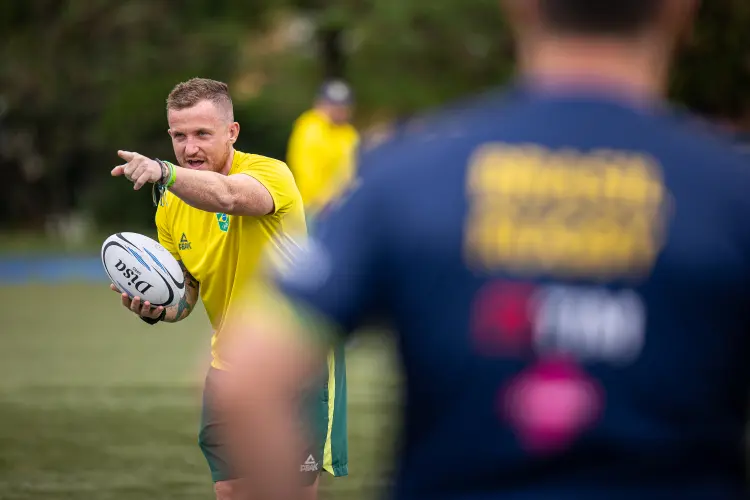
[500,356,604,455]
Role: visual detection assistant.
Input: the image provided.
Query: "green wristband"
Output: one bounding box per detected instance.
[165,161,177,188]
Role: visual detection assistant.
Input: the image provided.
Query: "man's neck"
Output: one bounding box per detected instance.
[220,148,236,176]
[519,36,668,103]
[314,106,333,122]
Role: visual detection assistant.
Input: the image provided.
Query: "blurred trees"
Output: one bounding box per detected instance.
[0,0,287,232]
[1,0,749,234]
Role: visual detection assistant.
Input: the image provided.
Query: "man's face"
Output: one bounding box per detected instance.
[319,102,352,125]
[330,104,352,125]
[167,100,239,173]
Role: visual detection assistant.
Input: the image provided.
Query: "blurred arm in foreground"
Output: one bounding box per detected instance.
[218,287,337,500]
[216,180,379,499]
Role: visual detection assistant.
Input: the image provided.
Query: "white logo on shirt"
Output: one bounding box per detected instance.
[532,285,645,365]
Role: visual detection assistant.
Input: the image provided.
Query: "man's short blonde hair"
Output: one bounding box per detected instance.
[166,77,234,122]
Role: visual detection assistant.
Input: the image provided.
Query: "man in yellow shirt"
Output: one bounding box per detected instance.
[109,78,347,500]
[287,80,360,224]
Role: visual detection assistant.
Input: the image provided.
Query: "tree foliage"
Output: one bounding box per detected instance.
[1,0,748,231]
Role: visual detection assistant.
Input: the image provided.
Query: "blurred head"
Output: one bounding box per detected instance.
[502,0,698,91]
[166,78,239,174]
[314,80,354,125]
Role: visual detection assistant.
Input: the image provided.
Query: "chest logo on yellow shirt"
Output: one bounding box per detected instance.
[216,213,230,232]
[179,233,192,250]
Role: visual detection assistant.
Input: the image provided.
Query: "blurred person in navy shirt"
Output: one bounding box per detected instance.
[219,1,750,499]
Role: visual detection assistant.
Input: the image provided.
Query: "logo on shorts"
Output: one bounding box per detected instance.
[300,454,319,472]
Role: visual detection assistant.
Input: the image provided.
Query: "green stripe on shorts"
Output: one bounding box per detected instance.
[321,341,348,476]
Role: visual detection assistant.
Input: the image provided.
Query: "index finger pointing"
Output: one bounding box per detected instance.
[117,150,137,162]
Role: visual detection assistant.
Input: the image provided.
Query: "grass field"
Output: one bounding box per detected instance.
[0,283,401,500]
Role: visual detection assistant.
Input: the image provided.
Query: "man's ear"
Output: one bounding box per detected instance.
[229,122,240,144]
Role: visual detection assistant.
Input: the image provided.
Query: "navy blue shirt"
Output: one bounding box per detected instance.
[278,86,750,499]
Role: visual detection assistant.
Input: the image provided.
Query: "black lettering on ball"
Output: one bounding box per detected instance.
[134,280,153,295]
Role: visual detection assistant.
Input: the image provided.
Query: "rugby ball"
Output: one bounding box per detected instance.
[101,232,185,307]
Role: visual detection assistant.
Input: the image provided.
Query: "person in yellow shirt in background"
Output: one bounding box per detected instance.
[287,80,359,227]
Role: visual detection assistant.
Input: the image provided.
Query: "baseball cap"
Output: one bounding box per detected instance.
[318,80,354,105]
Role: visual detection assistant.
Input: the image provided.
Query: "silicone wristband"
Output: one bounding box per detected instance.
[165,161,177,188]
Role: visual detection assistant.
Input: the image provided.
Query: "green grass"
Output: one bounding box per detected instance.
[0,284,401,499]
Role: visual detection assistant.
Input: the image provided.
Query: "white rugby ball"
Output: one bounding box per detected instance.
[101,232,185,307]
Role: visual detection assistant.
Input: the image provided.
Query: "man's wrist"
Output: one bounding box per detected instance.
[140,308,167,325]
[155,159,177,188]
[155,159,169,185]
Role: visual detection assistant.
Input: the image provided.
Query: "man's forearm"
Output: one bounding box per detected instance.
[161,264,199,323]
[114,151,270,215]
[169,166,235,213]
[162,291,196,322]
[231,397,310,500]
[167,164,273,216]
[217,288,336,498]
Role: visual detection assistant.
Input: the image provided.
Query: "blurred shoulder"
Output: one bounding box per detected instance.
[292,109,327,132]
[356,87,516,182]
[659,110,750,177]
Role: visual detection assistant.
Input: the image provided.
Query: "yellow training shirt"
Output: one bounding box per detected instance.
[155,150,307,370]
[287,109,359,216]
